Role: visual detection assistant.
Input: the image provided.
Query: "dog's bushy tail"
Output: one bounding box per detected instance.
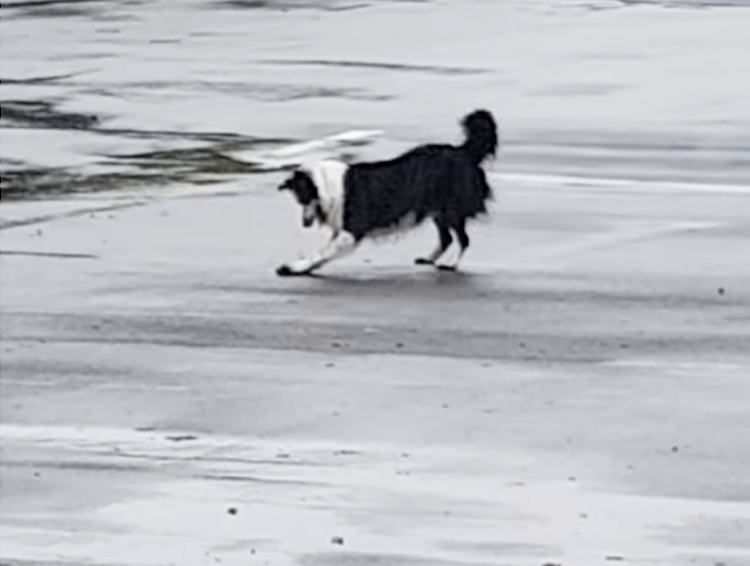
[460,109,498,165]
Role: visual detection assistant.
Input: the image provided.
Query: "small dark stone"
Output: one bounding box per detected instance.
[227,507,238,515]
[718,287,725,295]
[331,536,344,545]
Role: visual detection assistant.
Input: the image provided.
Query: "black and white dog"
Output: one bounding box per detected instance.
[276,109,498,276]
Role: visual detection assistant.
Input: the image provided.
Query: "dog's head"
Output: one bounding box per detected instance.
[278,169,324,228]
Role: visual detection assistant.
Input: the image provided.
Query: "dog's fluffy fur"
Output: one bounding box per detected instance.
[277,109,498,276]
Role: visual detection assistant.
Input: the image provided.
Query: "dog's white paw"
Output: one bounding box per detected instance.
[276,264,295,277]
[277,262,316,277]
[436,263,458,272]
[276,264,308,277]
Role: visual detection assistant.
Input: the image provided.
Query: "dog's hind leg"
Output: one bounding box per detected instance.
[415,220,453,265]
[436,221,469,271]
[277,231,357,276]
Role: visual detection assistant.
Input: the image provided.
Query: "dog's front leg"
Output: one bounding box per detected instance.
[277,231,357,276]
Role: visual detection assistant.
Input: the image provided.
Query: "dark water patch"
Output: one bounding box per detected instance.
[1,100,99,130]
[0,561,110,566]
[109,144,277,176]
[4,299,749,369]
[0,142,290,200]
[219,0,276,6]
[213,0,371,11]
[0,0,109,19]
[0,168,173,201]
[0,250,99,259]
[301,552,479,566]
[0,71,94,85]
[261,58,490,76]
[0,95,306,199]
[11,4,92,16]
[200,473,323,486]
[100,128,294,145]
[0,99,297,143]
[0,157,29,170]
[0,164,220,201]
[1,459,145,473]
[264,85,392,102]
[0,168,64,200]
[0,0,103,7]
[191,80,392,102]
[6,79,392,103]
[48,51,115,62]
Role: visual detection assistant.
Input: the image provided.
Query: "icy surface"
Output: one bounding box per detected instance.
[1,2,750,566]
[2,0,750,189]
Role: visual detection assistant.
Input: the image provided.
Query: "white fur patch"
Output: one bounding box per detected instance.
[436,245,465,270]
[289,231,357,274]
[298,160,349,233]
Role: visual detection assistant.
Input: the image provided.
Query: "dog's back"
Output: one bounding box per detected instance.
[343,145,487,234]
[342,109,497,238]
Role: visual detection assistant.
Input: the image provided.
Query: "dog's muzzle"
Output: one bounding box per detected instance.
[302,204,317,228]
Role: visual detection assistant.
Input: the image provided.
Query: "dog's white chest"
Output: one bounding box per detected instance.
[300,160,348,233]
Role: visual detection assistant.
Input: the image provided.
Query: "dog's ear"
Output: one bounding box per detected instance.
[278,170,301,192]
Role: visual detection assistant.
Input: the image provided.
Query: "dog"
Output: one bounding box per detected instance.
[276,109,498,276]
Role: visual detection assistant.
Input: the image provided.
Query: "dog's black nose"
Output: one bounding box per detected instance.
[303,216,314,228]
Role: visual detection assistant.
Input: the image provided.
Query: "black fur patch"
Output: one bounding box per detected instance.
[278,170,318,204]
[341,109,497,240]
